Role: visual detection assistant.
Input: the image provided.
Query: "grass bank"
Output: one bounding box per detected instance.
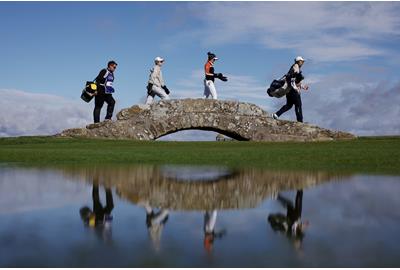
[0,136,399,174]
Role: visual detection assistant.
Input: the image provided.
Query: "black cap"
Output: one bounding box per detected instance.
[207,52,217,60]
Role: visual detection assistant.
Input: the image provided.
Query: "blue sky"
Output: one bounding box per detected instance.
[1,1,400,139]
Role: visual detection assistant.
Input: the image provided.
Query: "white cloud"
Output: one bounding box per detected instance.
[0,89,94,137]
[172,2,400,62]
[0,167,91,214]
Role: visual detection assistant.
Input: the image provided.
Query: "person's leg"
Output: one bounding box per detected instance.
[146,94,155,105]
[276,93,294,117]
[93,95,105,123]
[204,80,210,98]
[294,190,303,218]
[151,86,170,100]
[277,193,294,209]
[207,81,218,100]
[204,210,218,233]
[92,184,103,213]
[152,209,169,225]
[104,94,115,120]
[105,188,114,214]
[294,93,303,122]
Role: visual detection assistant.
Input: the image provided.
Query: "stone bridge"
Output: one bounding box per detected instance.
[59,99,355,141]
[59,164,349,210]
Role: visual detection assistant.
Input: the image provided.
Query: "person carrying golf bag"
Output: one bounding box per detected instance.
[204,52,228,100]
[272,56,309,122]
[93,60,117,123]
[146,56,170,105]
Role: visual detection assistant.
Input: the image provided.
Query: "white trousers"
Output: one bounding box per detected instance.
[204,79,218,100]
[146,85,170,105]
[204,210,218,233]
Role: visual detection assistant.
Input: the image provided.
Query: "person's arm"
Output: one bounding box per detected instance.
[290,64,300,91]
[150,66,161,86]
[159,69,165,87]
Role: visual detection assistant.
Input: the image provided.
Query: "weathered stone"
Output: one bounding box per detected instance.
[60,164,350,210]
[58,98,355,141]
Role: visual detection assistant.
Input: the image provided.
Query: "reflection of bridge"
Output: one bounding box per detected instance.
[59,99,355,141]
[60,165,349,210]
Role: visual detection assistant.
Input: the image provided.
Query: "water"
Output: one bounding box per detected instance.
[0,164,399,267]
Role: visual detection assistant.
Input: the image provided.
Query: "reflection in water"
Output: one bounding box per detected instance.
[79,182,114,242]
[139,201,169,252]
[203,210,226,253]
[5,164,399,267]
[268,190,309,250]
[61,164,346,211]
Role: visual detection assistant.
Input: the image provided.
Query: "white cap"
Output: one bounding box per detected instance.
[154,56,164,63]
[295,56,305,62]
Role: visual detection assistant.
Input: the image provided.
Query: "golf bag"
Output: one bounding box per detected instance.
[267,76,289,98]
[81,81,98,103]
[267,72,305,98]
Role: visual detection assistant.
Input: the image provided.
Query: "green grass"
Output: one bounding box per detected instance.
[0,136,399,174]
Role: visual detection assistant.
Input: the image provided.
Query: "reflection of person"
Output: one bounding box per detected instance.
[141,202,169,252]
[268,190,308,249]
[80,184,114,241]
[203,210,226,253]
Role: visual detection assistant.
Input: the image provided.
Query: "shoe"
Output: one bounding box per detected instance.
[272,113,279,120]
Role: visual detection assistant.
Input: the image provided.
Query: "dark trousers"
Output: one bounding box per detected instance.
[276,90,303,122]
[93,93,115,123]
[92,184,114,220]
[277,189,303,225]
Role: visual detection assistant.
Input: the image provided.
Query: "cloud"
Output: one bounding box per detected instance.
[0,89,94,137]
[0,167,91,214]
[171,2,400,62]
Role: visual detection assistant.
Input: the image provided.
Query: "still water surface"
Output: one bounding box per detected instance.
[0,164,399,267]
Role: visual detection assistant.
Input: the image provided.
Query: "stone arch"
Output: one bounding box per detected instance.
[60,164,349,211]
[154,127,248,141]
[59,99,355,142]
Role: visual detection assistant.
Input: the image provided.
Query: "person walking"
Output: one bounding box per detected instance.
[146,57,170,105]
[203,210,226,253]
[79,182,114,242]
[93,60,117,123]
[204,52,227,100]
[267,190,309,250]
[142,201,169,252]
[272,56,309,122]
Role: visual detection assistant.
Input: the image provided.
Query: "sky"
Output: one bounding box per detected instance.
[1,1,400,140]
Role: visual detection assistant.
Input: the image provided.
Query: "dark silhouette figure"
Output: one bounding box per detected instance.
[80,184,114,241]
[268,190,308,249]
